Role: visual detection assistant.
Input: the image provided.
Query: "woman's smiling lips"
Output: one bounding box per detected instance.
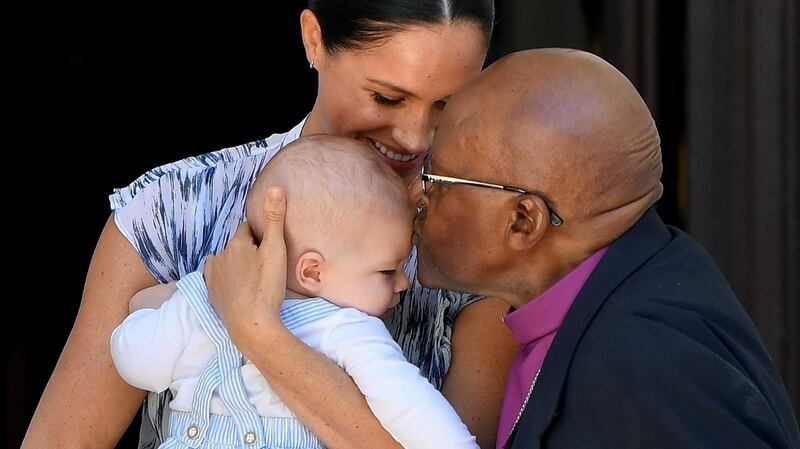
[366,138,423,172]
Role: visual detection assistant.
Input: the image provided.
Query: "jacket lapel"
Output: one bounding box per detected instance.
[508,208,672,449]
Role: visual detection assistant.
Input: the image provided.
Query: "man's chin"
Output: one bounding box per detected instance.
[416,258,448,291]
[414,239,463,291]
[416,268,440,290]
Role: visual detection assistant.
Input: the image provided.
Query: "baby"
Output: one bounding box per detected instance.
[111,135,477,449]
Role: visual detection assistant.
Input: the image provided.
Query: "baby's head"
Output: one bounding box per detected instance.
[247,135,414,316]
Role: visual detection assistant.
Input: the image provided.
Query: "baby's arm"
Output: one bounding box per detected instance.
[129,281,178,312]
[321,310,479,449]
[110,287,192,393]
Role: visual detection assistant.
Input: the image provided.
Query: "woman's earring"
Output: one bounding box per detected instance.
[309,60,315,70]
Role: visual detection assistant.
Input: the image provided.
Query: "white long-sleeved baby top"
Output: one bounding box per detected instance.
[111,271,478,449]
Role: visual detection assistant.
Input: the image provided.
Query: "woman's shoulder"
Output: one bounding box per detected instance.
[108,119,305,282]
[109,119,305,211]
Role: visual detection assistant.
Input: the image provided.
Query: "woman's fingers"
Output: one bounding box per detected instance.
[256,187,288,297]
[203,188,289,349]
[204,223,258,322]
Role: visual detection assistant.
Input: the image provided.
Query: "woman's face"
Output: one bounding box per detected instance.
[303,16,488,184]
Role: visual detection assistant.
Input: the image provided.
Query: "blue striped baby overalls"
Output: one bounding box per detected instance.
[162,272,326,449]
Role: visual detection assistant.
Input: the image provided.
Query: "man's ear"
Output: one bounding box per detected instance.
[508,196,548,251]
[295,251,325,294]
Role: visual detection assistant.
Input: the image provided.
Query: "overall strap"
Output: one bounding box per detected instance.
[178,271,266,447]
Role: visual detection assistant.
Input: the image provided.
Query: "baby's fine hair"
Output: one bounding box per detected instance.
[247,135,413,252]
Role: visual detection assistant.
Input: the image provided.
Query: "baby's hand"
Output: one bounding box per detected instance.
[129,282,178,313]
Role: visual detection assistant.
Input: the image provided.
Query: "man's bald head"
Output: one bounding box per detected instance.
[414,49,664,302]
[446,48,663,246]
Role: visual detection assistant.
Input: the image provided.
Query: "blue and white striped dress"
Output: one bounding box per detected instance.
[110,119,482,448]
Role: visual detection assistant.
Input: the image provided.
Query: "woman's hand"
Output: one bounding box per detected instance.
[204,187,288,352]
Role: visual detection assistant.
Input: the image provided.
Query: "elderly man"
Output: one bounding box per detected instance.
[413,48,799,449]
[206,49,799,449]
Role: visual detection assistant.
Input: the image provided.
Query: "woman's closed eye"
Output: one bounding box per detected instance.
[372,92,404,107]
[379,269,397,276]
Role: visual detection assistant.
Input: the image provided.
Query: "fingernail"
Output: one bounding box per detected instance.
[267,188,284,203]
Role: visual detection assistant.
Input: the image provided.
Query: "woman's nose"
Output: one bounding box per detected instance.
[393,108,434,155]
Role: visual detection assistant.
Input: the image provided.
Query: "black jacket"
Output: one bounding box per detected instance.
[508,209,800,449]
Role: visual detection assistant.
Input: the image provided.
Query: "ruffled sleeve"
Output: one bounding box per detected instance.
[109,132,293,283]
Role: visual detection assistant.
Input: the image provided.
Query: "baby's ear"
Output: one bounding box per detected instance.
[295,251,325,294]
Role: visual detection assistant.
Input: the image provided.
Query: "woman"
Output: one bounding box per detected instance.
[24,2,517,448]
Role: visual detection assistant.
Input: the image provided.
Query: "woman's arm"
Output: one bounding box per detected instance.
[321,311,478,449]
[441,298,518,449]
[23,215,159,449]
[205,188,402,449]
[235,324,405,449]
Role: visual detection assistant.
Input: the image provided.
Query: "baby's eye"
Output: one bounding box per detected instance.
[379,270,396,276]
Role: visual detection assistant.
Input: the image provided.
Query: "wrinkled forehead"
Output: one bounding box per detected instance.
[429,103,513,182]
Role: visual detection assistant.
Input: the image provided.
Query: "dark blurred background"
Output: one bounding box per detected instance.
[9,1,797,447]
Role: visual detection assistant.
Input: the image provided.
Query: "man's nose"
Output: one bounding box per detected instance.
[408,174,426,209]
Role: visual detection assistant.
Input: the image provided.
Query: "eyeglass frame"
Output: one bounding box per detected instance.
[419,155,564,227]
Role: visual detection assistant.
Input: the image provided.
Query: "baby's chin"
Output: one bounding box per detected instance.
[379,308,397,325]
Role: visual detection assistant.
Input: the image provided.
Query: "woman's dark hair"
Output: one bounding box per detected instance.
[307,0,494,53]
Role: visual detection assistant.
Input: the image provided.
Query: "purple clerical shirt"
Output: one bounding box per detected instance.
[496,247,608,449]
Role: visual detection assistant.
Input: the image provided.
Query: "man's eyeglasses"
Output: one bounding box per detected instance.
[419,155,564,227]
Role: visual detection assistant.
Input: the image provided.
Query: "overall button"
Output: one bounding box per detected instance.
[244,431,256,444]
[187,425,200,439]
